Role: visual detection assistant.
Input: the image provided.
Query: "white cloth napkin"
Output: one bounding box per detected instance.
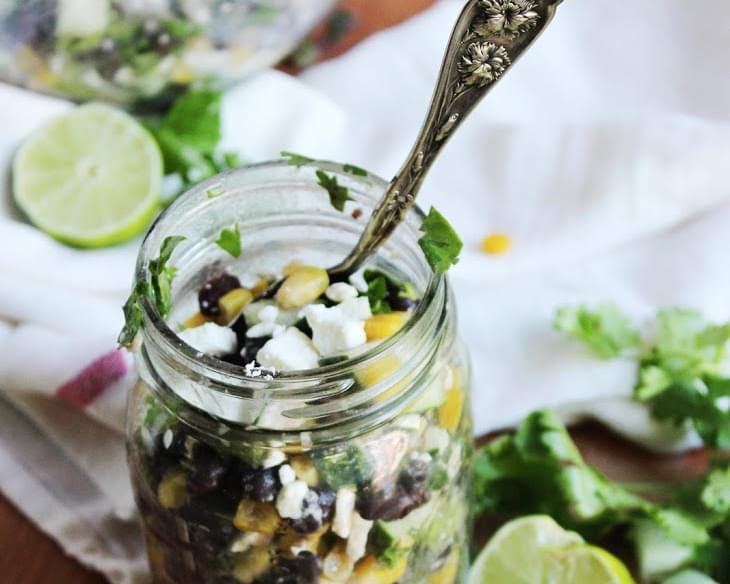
[2,0,730,581]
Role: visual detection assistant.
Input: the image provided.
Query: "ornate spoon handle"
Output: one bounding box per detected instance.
[329,0,564,279]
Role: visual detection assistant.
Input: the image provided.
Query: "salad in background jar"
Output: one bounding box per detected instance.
[0,0,336,106]
[123,160,472,583]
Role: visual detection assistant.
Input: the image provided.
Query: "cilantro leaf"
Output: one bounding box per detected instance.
[363,271,392,314]
[216,225,241,258]
[417,207,463,274]
[118,236,186,347]
[316,169,352,212]
[145,90,242,200]
[701,466,730,515]
[343,163,368,176]
[554,304,641,359]
[281,151,315,168]
[473,410,707,542]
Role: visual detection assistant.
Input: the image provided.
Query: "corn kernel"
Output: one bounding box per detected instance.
[217,288,253,324]
[290,455,320,487]
[364,312,408,341]
[322,541,354,582]
[251,277,273,297]
[438,387,465,431]
[282,260,304,276]
[233,500,281,535]
[275,266,329,309]
[232,547,271,584]
[349,554,408,584]
[427,549,460,584]
[170,60,194,84]
[481,233,511,255]
[182,311,209,330]
[157,468,189,510]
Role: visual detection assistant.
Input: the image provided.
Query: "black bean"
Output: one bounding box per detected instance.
[198,273,241,316]
[388,283,418,312]
[187,444,229,495]
[241,466,281,503]
[290,488,335,534]
[356,479,430,521]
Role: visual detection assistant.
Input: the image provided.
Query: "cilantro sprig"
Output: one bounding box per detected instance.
[556,305,730,451]
[145,90,242,201]
[216,225,241,258]
[281,151,314,168]
[118,235,186,347]
[418,207,463,275]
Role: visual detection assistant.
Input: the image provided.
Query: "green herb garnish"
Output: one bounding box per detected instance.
[216,225,241,258]
[554,304,641,359]
[145,90,241,199]
[417,207,463,274]
[316,169,352,212]
[556,305,730,450]
[399,282,419,301]
[281,151,315,167]
[206,186,224,199]
[118,235,186,347]
[363,271,392,315]
[343,163,368,176]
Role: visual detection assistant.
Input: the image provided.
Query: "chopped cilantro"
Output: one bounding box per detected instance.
[206,186,224,199]
[118,236,186,347]
[417,207,463,274]
[281,151,314,167]
[363,272,392,315]
[427,465,449,490]
[398,282,419,301]
[216,225,241,258]
[554,304,641,359]
[369,521,405,568]
[316,169,352,212]
[343,163,368,176]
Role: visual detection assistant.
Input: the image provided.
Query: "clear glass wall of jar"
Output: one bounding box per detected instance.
[126,161,473,584]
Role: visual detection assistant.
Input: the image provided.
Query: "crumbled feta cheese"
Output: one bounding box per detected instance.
[278,465,296,486]
[256,328,320,371]
[246,322,286,338]
[348,269,369,293]
[346,512,373,560]
[303,301,371,357]
[258,305,279,323]
[424,427,450,455]
[162,428,174,450]
[179,322,236,356]
[337,297,372,320]
[244,300,300,326]
[262,449,286,469]
[276,480,309,520]
[57,0,110,37]
[395,414,426,433]
[325,283,359,303]
[332,488,356,538]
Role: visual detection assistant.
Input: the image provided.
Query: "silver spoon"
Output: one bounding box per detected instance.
[273,0,564,293]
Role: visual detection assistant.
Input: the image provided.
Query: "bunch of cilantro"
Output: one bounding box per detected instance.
[143,89,242,201]
[473,305,730,583]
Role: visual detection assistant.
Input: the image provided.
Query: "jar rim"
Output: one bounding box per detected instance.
[138,158,444,389]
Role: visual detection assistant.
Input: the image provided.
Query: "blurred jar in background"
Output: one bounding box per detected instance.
[0,0,336,107]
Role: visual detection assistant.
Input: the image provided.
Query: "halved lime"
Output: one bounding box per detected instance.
[13,103,162,247]
[469,515,635,584]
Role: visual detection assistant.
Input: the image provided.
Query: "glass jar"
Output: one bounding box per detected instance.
[0,0,336,106]
[126,161,473,584]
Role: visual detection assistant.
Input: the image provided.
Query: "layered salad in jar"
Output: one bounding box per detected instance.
[128,249,471,583]
[0,0,333,105]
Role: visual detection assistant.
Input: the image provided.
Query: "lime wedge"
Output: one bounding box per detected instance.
[13,103,162,247]
[469,515,635,584]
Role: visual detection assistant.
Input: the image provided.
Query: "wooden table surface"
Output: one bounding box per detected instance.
[0,1,706,583]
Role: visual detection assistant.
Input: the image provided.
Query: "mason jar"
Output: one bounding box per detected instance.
[126,161,473,584]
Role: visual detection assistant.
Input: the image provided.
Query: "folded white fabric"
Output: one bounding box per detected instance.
[1,0,730,581]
